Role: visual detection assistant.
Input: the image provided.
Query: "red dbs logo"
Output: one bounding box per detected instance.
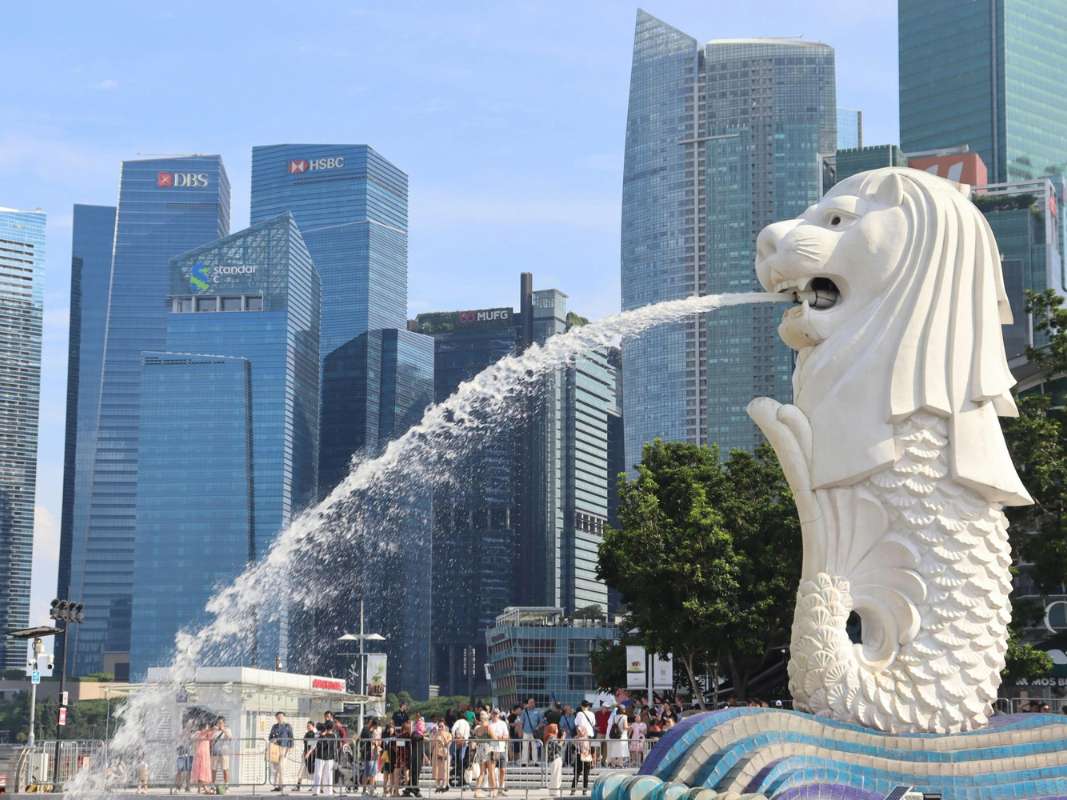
[156,172,174,187]
[289,159,309,174]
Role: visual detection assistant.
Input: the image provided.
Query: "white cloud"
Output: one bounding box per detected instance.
[30,505,60,631]
[93,79,119,91]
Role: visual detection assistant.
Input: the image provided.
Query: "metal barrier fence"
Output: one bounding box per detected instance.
[8,736,653,794]
[11,739,105,791]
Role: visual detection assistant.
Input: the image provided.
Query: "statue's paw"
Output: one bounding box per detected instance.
[747,396,784,432]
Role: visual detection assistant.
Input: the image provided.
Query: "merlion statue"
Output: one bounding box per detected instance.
[747,167,1033,734]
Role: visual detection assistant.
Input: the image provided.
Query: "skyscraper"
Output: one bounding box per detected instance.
[130,213,319,678]
[0,207,45,670]
[57,205,115,672]
[622,11,836,462]
[899,0,1067,183]
[66,157,229,679]
[250,145,408,358]
[416,275,619,697]
[309,327,434,695]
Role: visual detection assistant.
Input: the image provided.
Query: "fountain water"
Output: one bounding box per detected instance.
[63,291,788,797]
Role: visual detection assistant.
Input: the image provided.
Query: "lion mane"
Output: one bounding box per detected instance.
[793,168,1031,507]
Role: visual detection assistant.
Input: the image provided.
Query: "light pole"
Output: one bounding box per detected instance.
[338,598,385,735]
[6,626,63,749]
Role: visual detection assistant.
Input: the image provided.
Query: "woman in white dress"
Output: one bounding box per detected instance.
[606,709,629,766]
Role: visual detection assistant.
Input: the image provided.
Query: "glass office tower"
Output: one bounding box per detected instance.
[250,145,408,359]
[130,214,319,678]
[66,157,229,679]
[899,0,1067,183]
[57,205,115,672]
[0,208,45,670]
[309,327,433,695]
[622,11,836,461]
[416,275,618,697]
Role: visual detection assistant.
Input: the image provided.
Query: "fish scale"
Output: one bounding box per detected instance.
[787,413,1013,734]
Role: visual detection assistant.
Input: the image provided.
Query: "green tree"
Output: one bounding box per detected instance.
[589,641,626,692]
[999,289,1067,684]
[598,440,800,704]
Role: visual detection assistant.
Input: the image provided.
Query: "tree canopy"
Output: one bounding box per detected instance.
[598,440,800,703]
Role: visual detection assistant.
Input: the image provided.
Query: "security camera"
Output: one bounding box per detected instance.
[47,656,55,671]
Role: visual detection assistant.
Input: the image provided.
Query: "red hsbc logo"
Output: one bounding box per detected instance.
[289,160,309,174]
[157,171,208,188]
[311,677,345,692]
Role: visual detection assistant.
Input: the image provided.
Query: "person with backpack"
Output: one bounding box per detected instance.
[607,708,629,766]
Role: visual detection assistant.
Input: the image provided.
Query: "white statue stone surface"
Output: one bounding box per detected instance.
[747,167,1033,734]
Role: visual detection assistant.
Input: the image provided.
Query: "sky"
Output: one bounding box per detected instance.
[3,0,899,634]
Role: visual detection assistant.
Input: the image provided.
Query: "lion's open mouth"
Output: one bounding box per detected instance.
[774,276,841,310]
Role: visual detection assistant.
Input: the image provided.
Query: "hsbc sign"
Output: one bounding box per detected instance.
[157,172,209,189]
[288,156,345,174]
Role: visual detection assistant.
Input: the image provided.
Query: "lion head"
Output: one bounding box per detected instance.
[754,167,1031,507]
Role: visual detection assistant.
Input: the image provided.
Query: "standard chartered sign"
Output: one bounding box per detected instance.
[189,261,258,292]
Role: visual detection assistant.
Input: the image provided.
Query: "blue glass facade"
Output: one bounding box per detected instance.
[621,11,702,474]
[130,214,319,678]
[835,145,907,183]
[132,354,252,676]
[57,205,115,672]
[622,11,836,460]
[704,39,835,453]
[309,327,433,695]
[416,277,618,697]
[67,156,229,679]
[0,208,46,670]
[415,307,520,697]
[837,108,862,150]
[899,0,1067,183]
[250,145,407,359]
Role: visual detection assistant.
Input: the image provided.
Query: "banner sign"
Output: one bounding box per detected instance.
[366,653,387,698]
[625,646,646,689]
[653,653,674,689]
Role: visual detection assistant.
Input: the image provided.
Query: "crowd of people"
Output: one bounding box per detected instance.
[248,697,686,796]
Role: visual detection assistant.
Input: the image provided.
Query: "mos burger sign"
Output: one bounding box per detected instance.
[310,677,346,692]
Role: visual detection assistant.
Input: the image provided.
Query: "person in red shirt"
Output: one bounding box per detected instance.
[594,703,612,766]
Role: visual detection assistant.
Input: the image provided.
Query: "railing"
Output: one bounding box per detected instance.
[9,736,653,794]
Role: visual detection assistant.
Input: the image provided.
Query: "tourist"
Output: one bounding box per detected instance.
[489,708,510,793]
[324,710,349,744]
[409,714,426,796]
[191,722,214,794]
[607,707,628,766]
[394,721,413,796]
[211,717,232,789]
[472,712,495,799]
[315,719,340,795]
[299,721,317,792]
[628,711,647,766]
[545,702,562,727]
[137,752,150,795]
[570,725,592,795]
[451,708,472,787]
[432,716,452,792]
[175,725,194,793]
[393,702,410,728]
[576,701,596,737]
[381,724,397,796]
[269,711,294,791]
[544,723,563,795]
[520,698,543,764]
[507,705,522,761]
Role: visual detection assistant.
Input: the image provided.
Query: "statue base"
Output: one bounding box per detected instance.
[592,708,1067,800]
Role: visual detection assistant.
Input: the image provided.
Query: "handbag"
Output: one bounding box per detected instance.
[268,743,283,764]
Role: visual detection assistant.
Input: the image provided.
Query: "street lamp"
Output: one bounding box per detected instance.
[337,598,386,734]
[6,626,63,747]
